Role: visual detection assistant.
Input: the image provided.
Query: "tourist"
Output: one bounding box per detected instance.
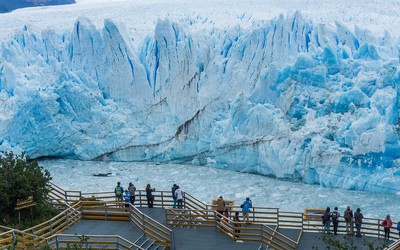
[397,221,400,238]
[175,185,183,209]
[331,207,340,235]
[123,189,130,211]
[114,182,124,206]
[146,184,155,208]
[322,207,331,234]
[381,214,393,241]
[233,211,241,238]
[216,196,226,216]
[241,197,252,224]
[223,206,230,222]
[171,184,178,208]
[354,208,363,237]
[344,206,354,234]
[128,182,136,205]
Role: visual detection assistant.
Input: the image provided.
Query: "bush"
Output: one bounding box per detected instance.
[0,152,52,225]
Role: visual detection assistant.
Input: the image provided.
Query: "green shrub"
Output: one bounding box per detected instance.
[0,152,52,226]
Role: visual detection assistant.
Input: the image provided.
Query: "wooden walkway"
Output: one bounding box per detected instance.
[65,207,392,250]
[1,184,397,249]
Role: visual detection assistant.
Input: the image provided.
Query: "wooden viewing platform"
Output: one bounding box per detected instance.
[0,182,399,249]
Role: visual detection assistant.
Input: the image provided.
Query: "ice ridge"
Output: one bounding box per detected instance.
[0,13,400,193]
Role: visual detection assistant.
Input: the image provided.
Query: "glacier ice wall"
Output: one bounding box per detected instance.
[1,13,400,193]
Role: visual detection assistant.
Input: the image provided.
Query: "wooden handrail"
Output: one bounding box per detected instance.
[386,239,400,250]
[14,183,396,249]
[129,205,172,247]
[48,233,145,250]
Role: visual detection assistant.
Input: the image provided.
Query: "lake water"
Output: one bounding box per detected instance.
[41,159,400,221]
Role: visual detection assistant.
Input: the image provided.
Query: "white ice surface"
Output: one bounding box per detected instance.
[41,159,400,220]
[1,0,400,45]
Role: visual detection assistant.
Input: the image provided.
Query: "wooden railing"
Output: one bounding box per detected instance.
[166,208,298,249]
[5,183,398,250]
[386,239,400,250]
[23,201,82,239]
[0,225,48,249]
[0,201,81,249]
[128,205,173,249]
[49,182,82,207]
[47,233,144,249]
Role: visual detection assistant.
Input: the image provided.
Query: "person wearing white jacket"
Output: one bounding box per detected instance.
[175,186,184,209]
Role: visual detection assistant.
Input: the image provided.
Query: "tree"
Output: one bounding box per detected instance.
[0,152,52,224]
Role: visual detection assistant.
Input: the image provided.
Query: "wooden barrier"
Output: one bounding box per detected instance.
[129,205,172,248]
[47,233,145,250]
[5,183,398,250]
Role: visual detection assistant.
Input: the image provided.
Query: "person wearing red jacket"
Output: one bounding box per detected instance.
[382,215,393,241]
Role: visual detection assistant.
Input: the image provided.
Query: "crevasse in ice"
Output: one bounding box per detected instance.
[0,13,399,193]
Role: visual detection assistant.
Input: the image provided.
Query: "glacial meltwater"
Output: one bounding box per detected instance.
[41,159,400,221]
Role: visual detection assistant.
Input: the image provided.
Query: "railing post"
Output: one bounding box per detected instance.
[277,208,280,227]
[116,238,120,249]
[105,202,108,221]
[142,213,146,233]
[139,190,143,207]
[56,236,59,250]
[189,210,193,227]
[170,230,175,250]
[161,191,164,207]
[378,219,381,238]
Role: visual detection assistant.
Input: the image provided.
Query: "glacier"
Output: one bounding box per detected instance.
[1,12,400,193]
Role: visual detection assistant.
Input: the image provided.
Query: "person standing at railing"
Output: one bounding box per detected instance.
[233,211,241,238]
[382,215,394,241]
[124,189,130,211]
[128,182,136,205]
[331,207,340,235]
[114,182,124,206]
[322,207,331,234]
[216,196,226,216]
[241,197,252,224]
[175,186,183,209]
[146,184,155,208]
[354,208,363,237]
[172,184,178,208]
[344,206,354,235]
[397,221,400,238]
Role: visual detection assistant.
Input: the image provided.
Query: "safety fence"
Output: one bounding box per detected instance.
[47,233,143,249]
[0,201,81,249]
[2,183,399,249]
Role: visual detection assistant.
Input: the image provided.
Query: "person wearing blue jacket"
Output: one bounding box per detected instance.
[241,197,252,224]
[123,190,130,211]
[397,221,400,238]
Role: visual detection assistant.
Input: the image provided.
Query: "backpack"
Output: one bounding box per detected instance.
[332,211,338,221]
[322,211,330,221]
[115,186,122,196]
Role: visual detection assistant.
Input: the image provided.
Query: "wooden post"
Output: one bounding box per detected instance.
[15,196,36,227]
[18,210,21,226]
